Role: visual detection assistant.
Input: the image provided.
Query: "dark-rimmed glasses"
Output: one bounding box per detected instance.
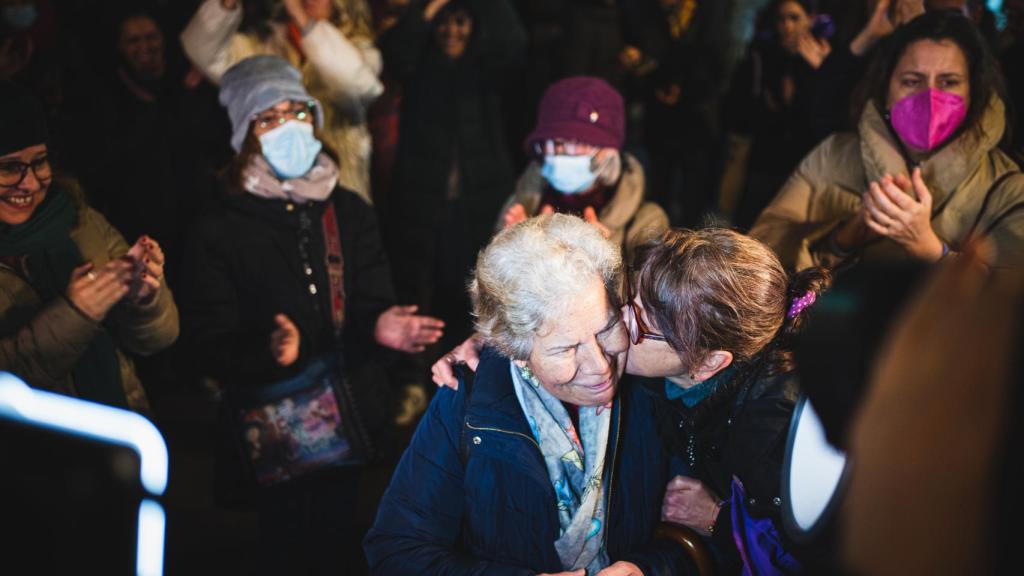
[0,156,52,188]
[626,282,667,345]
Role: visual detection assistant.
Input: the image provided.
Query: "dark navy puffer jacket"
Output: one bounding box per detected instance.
[364,348,689,575]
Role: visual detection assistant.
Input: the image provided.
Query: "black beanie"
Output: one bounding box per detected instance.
[0,81,48,157]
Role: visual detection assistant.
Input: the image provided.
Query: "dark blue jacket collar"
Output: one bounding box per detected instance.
[462,347,536,438]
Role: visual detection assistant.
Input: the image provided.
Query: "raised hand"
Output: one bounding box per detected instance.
[796,32,831,69]
[863,168,944,261]
[503,203,529,229]
[582,206,611,239]
[423,0,451,21]
[66,260,134,322]
[283,0,310,28]
[126,235,165,305]
[271,313,300,367]
[375,305,445,353]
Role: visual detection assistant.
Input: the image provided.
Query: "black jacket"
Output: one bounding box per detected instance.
[633,370,799,571]
[182,186,397,433]
[379,0,526,248]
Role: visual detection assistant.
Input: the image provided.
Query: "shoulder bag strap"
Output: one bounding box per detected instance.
[321,202,346,335]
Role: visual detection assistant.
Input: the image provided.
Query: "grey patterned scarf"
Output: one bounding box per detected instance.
[510,364,611,573]
[242,152,339,203]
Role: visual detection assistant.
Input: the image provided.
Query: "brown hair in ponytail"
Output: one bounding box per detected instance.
[766,265,833,374]
[633,228,831,375]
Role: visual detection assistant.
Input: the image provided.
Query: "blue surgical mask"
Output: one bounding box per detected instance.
[258,120,322,180]
[2,3,38,30]
[541,154,597,194]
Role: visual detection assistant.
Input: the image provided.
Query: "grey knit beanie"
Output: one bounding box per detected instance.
[218,55,324,152]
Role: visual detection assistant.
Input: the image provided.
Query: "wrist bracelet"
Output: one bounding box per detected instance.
[707,499,728,536]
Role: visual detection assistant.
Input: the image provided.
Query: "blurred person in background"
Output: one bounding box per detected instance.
[0,80,178,413]
[619,0,727,227]
[719,0,836,229]
[717,1,931,229]
[751,11,1024,270]
[181,0,382,204]
[499,76,668,262]
[379,0,525,349]
[62,8,231,293]
[182,56,442,574]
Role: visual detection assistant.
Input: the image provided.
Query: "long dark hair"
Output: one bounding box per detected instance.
[851,10,1011,147]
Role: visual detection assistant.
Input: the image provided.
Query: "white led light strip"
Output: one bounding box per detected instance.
[0,372,169,576]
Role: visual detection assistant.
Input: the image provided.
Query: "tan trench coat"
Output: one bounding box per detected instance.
[751,97,1024,270]
[496,153,670,261]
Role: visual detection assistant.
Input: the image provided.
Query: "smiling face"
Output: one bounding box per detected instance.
[523,277,629,407]
[0,144,50,226]
[118,15,164,82]
[886,39,970,110]
[436,9,472,59]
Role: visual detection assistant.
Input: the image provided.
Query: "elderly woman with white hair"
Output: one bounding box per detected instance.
[364,214,686,576]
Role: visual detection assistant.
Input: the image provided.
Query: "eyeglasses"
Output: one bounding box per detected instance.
[0,156,52,188]
[626,282,667,345]
[253,101,315,131]
[530,139,598,158]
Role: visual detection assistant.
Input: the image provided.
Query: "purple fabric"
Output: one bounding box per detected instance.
[890,88,967,152]
[525,76,625,150]
[730,477,801,576]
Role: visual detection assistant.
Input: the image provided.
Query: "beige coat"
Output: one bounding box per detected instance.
[181,0,383,203]
[0,186,179,413]
[497,153,670,260]
[750,98,1024,270]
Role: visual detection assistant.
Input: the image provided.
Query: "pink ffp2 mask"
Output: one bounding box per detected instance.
[889,88,967,152]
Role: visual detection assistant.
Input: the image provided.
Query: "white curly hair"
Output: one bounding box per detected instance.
[469,213,624,360]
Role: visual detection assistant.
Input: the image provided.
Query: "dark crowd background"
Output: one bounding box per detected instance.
[3,0,1023,574]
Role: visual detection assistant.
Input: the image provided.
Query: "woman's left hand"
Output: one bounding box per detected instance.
[796,33,831,70]
[863,168,945,262]
[595,561,644,576]
[661,475,721,536]
[375,305,445,353]
[127,235,164,305]
[582,206,611,239]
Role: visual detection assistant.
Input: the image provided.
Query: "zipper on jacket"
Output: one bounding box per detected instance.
[602,401,623,548]
[468,407,622,547]
[465,421,541,451]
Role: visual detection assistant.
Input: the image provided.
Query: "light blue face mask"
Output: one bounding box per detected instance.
[2,3,38,30]
[258,120,322,180]
[541,154,597,194]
